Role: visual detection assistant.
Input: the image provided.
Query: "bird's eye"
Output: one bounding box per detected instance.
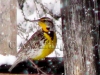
[46,27,50,30]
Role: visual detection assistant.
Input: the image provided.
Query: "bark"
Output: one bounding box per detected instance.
[0,0,17,55]
[62,0,99,75]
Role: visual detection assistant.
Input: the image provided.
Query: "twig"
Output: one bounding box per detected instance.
[29,59,47,75]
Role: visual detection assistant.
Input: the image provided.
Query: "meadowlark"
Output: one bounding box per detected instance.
[9,17,57,72]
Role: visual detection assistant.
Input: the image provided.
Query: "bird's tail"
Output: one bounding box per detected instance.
[8,57,22,72]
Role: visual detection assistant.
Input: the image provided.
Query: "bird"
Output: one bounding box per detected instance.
[8,17,57,72]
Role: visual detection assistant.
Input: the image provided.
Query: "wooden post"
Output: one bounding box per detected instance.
[0,0,17,55]
[62,0,99,75]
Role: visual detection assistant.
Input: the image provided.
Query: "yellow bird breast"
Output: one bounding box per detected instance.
[33,32,57,60]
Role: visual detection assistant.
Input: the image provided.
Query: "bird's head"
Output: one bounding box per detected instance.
[36,17,54,32]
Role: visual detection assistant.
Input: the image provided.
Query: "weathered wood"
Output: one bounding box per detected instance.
[0,0,17,55]
[62,0,99,75]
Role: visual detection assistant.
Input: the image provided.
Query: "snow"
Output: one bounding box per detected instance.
[42,0,60,16]
[0,54,16,65]
[17,8,24,24]
[86,61,91,65]
[1,32,4,35]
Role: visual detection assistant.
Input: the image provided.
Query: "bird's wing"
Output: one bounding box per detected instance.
[17,29,45,59]
[9,29,45,72]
